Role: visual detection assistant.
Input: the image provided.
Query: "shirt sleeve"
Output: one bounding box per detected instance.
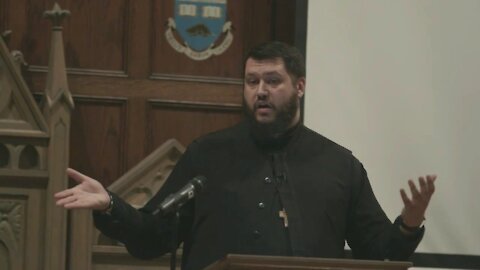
[346,157,423,260]
[92,142,199,259]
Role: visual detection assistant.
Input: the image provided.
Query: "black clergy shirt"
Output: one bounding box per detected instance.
[94,121,423,269]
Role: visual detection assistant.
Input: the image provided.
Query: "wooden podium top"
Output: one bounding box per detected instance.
[205,254,412,270]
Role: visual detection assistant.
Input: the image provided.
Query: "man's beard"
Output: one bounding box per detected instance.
[244,93,299,140]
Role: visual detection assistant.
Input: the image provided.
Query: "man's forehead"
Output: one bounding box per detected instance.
[245,57,286,74]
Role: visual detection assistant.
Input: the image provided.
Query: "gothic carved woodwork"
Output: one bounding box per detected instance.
[0,199,25,270]
[0,2,73,270]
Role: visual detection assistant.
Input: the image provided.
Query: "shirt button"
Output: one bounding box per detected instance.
[264,177,272,184]
[253,230,261,239]
[258,202,265,209]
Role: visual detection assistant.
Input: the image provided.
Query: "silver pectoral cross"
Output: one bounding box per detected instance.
[279,208,289,228]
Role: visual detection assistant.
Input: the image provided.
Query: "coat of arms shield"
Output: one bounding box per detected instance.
[165,0,233,60]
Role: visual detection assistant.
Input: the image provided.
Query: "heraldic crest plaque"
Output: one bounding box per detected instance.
[165,0,233,61]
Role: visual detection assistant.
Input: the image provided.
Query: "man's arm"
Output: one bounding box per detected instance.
[346,159,436,260]
[54,168,175,257]
[55,141,199,259]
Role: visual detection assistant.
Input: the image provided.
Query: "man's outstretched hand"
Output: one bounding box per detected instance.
[400,174,437,227]
[55,168,110,211]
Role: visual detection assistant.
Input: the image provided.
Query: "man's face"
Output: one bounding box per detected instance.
[243,57,305,129]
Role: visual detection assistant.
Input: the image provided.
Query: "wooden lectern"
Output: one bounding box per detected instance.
[205,254,412,270]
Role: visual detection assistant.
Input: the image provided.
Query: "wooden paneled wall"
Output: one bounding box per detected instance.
[1,0,304,188]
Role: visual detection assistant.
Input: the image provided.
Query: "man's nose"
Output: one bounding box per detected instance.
[257,81,269,99]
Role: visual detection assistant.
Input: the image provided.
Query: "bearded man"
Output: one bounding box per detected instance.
[55,41,436,270]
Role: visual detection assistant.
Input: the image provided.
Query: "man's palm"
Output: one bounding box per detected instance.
[55,168,110,210]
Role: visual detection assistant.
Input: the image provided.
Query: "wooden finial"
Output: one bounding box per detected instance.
[43,2,70,28]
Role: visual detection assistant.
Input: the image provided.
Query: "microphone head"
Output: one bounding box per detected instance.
[191,175,207,192]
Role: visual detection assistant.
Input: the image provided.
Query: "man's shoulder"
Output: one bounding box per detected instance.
[300,126,363,176]
[191,121,247,147]
[300,125,353,157]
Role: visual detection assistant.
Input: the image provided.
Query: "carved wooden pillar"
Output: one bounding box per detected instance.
[42,3,74,270]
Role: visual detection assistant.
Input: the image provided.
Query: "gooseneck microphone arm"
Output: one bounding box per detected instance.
[152,175,206,216]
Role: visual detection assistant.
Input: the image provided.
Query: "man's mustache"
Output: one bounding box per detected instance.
[254,101,275,110]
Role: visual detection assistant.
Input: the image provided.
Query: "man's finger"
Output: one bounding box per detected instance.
[66,168,89,184]
[54,188,74,199]
[408,179,421,199]
[56,195,77,206]
[426,175,437,194]
[418,177,427,195]
[400,189,411,207]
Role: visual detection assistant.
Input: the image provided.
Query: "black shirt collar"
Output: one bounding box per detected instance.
[250,121,302,152]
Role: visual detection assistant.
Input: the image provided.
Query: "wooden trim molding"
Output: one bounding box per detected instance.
[0,169,49,188]
[28,65,128,78]
[148,99,242,111]
[150,73,243,85]
[72,94,128,104]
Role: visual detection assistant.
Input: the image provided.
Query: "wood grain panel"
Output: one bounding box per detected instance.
[69,96,127,187]
[1,0,28,48]
[241,0,274,51]
[125,0,152,79]
[273,0,296,44]
[0,1,8,32]
[151,0,270,80]
[5,0,128,73]
[147,100,243,153]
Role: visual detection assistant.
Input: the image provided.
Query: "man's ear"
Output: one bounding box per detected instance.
[296,77,306,98]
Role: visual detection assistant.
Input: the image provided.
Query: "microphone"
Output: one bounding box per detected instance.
[153,176,206,215]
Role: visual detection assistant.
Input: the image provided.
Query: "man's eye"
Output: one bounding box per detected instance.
[266,78,281,85]
[246,78,258,85]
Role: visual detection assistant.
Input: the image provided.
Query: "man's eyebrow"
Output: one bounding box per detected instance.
[263,71,282,76]
[245,71,282,76]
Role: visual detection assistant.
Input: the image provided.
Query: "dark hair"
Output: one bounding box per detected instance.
[244,41,305,80]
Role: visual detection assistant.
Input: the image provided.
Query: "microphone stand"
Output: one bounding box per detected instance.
[170,210,180,270]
